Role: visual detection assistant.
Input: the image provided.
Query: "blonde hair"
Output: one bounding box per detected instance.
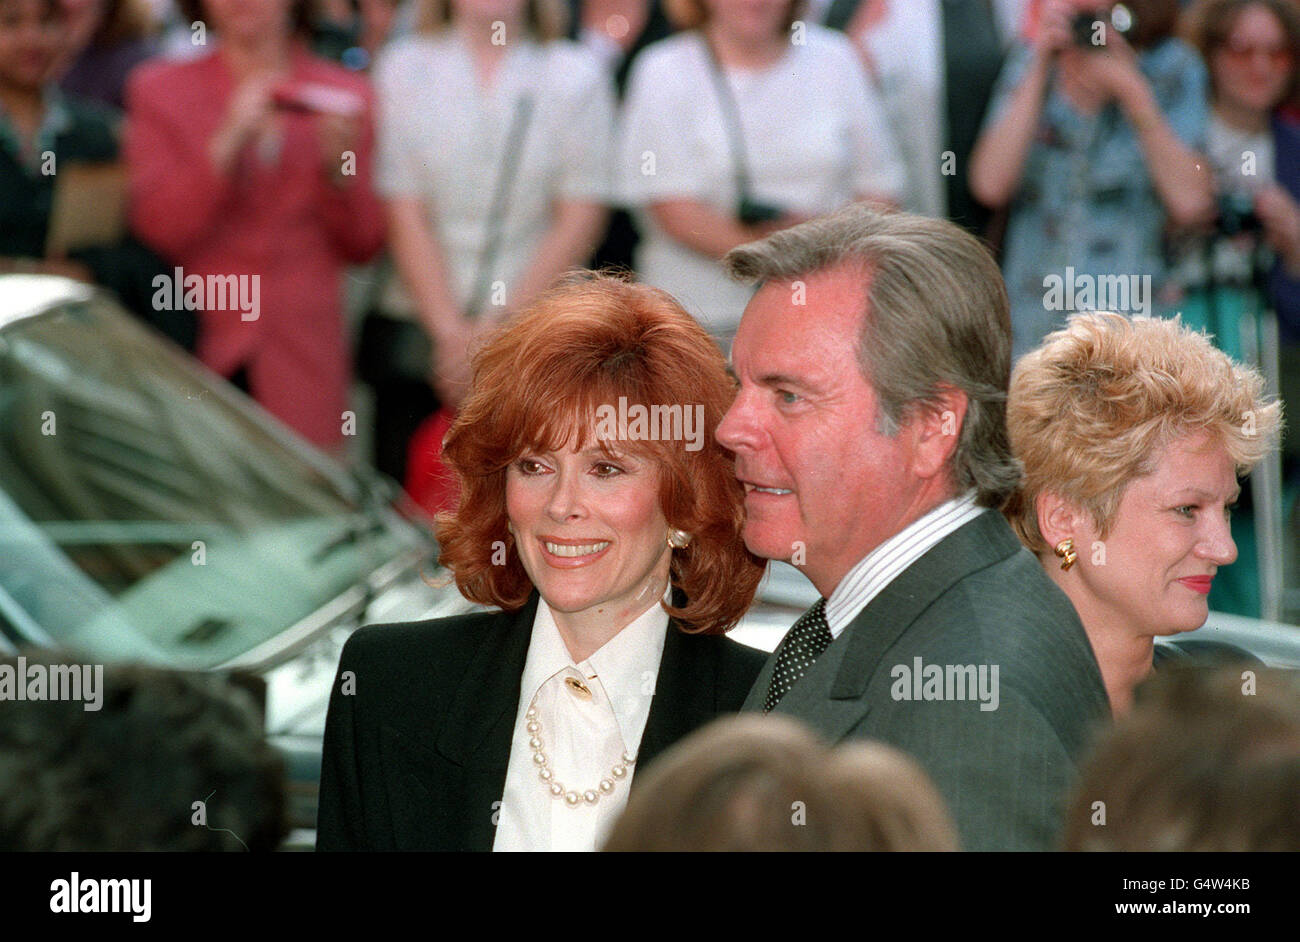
[1003,312,1282,555]
[415,0,568,40]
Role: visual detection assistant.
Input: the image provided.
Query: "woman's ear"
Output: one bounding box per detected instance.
[1035,490,1087,550]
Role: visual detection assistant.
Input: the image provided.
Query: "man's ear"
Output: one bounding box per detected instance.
[1036,490,1088,550]
[907,385,967,481]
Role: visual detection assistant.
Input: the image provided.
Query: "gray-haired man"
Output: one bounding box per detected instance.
[718,205,1109,851]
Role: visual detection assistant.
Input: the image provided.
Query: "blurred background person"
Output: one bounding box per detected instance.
[54,0,159,109]
[1172,0,1300,495]
[308,0,402,69]
[124,0,385,452]
[0,0,186,344]
[1062,663,1300,850]
[0,654,287,851]
[602,714,960,851]
[969,0,1215,358]
[365,0,612,497]
[833,0,1027,238]
[617,0,905,348]
[318,274,766,852]
[1004,312,1282,716]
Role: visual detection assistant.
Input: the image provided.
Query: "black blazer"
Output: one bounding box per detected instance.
[316,593,766,850]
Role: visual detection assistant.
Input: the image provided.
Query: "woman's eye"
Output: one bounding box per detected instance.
[516,458,547,475]
[592,462,624,477]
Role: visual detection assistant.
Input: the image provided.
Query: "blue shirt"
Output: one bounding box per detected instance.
[983,38,1209,358]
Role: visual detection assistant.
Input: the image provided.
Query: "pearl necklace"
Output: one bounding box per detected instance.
[526,693,636,808]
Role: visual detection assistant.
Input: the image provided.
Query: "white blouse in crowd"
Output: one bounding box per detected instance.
[617,25,906,338]
[371,31,616,317]
[492,597,668,852]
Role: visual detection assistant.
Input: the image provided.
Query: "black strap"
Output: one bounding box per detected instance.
[466,93,535,318]
[700,37,757,208]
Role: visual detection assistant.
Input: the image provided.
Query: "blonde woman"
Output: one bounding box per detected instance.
[1004,312,1282,716]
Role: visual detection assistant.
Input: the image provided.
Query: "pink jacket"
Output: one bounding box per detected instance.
[125,45,385,448]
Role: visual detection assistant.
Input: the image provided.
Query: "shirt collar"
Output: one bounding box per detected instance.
[824,491,985,638]
[521,595,670,752]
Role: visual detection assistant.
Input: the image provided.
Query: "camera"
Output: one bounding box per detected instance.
[737,196,785,227]
[1216,191,1263,237]
[1071,3,1136,48]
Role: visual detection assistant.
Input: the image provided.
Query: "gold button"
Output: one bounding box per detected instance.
[564,676,592,700]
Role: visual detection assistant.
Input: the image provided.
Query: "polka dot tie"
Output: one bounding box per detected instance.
[763,598,832,713]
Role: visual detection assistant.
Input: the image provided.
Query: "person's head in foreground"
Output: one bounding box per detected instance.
[437,271,765,651]
[1003,312,1282,716]
[602,714,959,851]
[716,203,1019,597]
[1063,664,1300,850]
[0,653,287,851]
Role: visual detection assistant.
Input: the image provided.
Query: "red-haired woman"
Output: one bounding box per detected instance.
[317,272,767,852]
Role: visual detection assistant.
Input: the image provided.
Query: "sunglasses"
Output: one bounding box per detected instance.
[1220,44,1294,69]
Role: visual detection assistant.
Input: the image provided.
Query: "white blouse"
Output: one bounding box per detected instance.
[617,26,905,336]
[492,599,668,852]
[372,31,616,317]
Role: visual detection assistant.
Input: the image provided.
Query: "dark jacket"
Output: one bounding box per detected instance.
[743,511,1112,852]
[317,593,766,850]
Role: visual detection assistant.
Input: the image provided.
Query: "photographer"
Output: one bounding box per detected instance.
[617,0,904,348]
[1170,1,1300,472]
[969,0,1214,358]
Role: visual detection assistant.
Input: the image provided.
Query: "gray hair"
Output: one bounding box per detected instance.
[724,204,1021,508]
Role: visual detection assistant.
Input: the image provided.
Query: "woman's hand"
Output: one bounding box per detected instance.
[1033,0,1076,59]
[1255,184,1300,271]
[316,112,361,186]
[210,73,280,174]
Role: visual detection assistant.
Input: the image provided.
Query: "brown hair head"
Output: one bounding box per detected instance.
[435,271,765,634]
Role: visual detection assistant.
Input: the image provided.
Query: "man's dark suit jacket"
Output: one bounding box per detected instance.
[742,511,1111,852]
[317,593,767,850]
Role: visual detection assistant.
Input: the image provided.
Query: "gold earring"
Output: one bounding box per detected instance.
[1054,538,1077,571]
[667,529,691,549]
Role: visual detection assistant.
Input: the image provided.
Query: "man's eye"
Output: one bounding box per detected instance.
[778,390,800,405]
[1175,505,1196,519]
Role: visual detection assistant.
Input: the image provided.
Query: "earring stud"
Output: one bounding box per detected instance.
[667,529,691,549]
[1054,537,1077,571]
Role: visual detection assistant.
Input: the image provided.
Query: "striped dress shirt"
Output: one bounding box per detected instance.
[825,492,986,639]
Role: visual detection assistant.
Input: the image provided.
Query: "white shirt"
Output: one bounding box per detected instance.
[492,598,668,852]
[618,26,905,335]
[372,32,615,317]
[825,492,986,638]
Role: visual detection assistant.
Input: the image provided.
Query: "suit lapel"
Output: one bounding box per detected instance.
[435,594,536,769]
[762,513,1022,743]
[829,512,1020,704]
[631,624,717,790]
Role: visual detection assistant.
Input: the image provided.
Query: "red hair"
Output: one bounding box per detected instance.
[435,272,764,634]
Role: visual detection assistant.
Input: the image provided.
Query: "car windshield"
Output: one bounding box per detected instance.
[0,287,430,668]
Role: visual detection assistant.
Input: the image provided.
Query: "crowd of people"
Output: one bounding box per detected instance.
[4,0,1297,487]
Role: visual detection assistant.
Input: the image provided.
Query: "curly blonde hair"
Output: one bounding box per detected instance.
[1003,312,1282,555]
